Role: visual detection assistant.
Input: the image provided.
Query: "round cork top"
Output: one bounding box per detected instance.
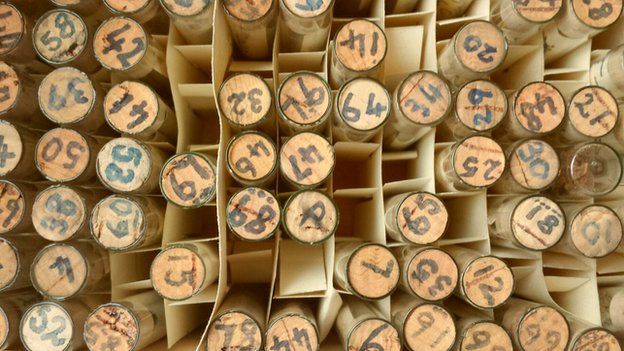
[104,80,161,135]
[570,205,623,258]
[20,302,74,351]
[227,187,280,241]
[513,0,563,23]
[511,196,565,251]
[283,190,337,245]
[226,131,277,184]
[509,139,560,191]
[337,78,390,131]
[32,185,87,241]
[94,17,147,71]
[91,195,146,251]
[283,0,332,17]
[39,67,96,125]
[459,320,513,351]
[572,0,623,29]
[266,314,319,351]
[223,0,273,21]
[0,3,25,55]
[406,247,458,301]
[0,305,8,348]
[0,119,23,177]
[150,246,206,300]
[349,318,400,351]
[36,128,90,183]
[396,192,449,244]
[278,72,331,127]
[455,80,507,131]
[569,142,622,196]
[105,0,151,14]
[569,86,618,138]
[97,137,152,193]
[0,180,25,234]
[513,82,565,134]
[517,306,569,351]
[462,256,514,309]
[280,132,334,188]
[398,71,451,125]
[346,243,399,300]
[162,0,211,17]
[403,304,456,351]
[161,153,216,208]
[219,73,272,127]
[31,243,87,300]
[0,238,18,291]
[572,328,621,351]
[334,19,387,73]
[207,311,262,351]
[453,21,507,73]
[33,9,87,65]
[0,62,20,115]
[51,0,83,5]
[453,136,505,188]
[84,303,139,351]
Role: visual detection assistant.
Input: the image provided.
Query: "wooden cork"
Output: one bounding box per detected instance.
[396,71,452,126]
[335,78,390,139]
[20,302,75,351]
[31,243,89,300]
[84,303,139,351]
[458,320,513,351]
[279,0,332,52]
[161,0,210,17]
[345,243,399,299]
[571,0,623,29]
[461,256,514,309]
[0,180,26,234]
[266,314,319,351]
[0,119,26,177]
[207,311,263,351]
[516,305,570,351]
[160,153,216,208]
[0,238,17,292]
[282,0,332,17]
[451,136,506,189]
[32,185,87,242]
[161,0,213,45]
[226,131,277,186]
[227,187,280,241]
[334,19,386,73]
[0,62,22,116]
[569,205,623,258]
[278,72,331,131]
[223,0,273,21]
[494,0,563,44]
[33,9,88,65]
[93,17,147,71]
[218,73,272,129]
[49,0,104,15]
[0,303,9,349]
[283,190,337,245]
[507,139,560,191]
[453,79,507,133]
[511,82,565,135]
[572,328,621,351]
[508,196,565,250]
[511,0,563,23]
[150,246,206,300]
[454,21,506,73]
[90,195,148,251]
[35,128,91,183]
[402,247,458,301]
[280,132,334,188]
[389,192,449,244]
[0,3,26,57]
[402,303,456,351]
[347,318,400,351]
[567,86,618,139]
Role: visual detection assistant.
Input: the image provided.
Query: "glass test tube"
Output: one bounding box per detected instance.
[265,300,319,351]
[491,0,563,44]
[0,119,41,180]
[385,191,449,245]
[561,85,619,142]
[567,317,621,351]
[48,0,104,15]
[599,286,624,338]
[222,0,278,60]
[558,203,623,258]
[279,0,333,52]
[0,291,40,350]
[0,62,50,129]
[218,73,275,132]
[455,316,513,351]
[282,189,338,245]
[226,131,278,187]
[160,152,216,208]
[0,180,36,235]
[226,187,281,242]
[590,45,624,101]
[277,71,332,134]
[279,131,335,189]
[0,235,47,293]
[337,296,401,351]
[160,0,214,45]
[0,2,38,65]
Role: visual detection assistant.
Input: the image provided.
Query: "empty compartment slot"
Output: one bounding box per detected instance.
[333,142,381,190]
[163,205,219,244]
[334,191,385,242]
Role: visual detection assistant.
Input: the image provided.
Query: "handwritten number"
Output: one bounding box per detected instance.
[49,256,74,282]
[463,35,497,63]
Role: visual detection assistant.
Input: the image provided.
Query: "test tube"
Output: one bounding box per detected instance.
[226,131,278,187]
[0,180,36,235]
[384,191,449,245]
[337,296,401,351]
[561,85,619,142]
[222,0,278,59]
[0,291,40,350]
[491,0,563,44]
[0,119,41,180]
[0,2,38,65]
[160,152,216,208]
[226,187,281,242]
[567,318,620,351]
[48,0,104,15]
[279,132,335,189]
[599,287,624,338]
[558,203,623,258]
[160,0,214,45]
[0,62,50,129]
[276,71,332,134]
[590,45,624,100]
[279,0,333,52]
[455,317,513,351]
[0,235,47,292]
[282,189,338,245]
[218,73,274,131]
[265,300,319,351]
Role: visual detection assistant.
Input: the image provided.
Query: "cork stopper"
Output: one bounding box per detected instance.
[278,72,331,127]
[568,86,618,138]
[513,0,563,23]
[104,80,160,135]
[337,78,390,131]
[453,21,507,73]
[517,306,569,351]
[569,142,622,196]
[32,243,88,299]
[513,82,565,134]
[280,132,334,188]
[207,311,263,351]
[105,0,151,14]
[508,140,560,191]
[84,303,139,351]
[570,205,623,258]
[0,120,23,177]
[453,136,505,188]
[462,256,514,308]
[398,71,451,125]
[91,195,146,251]
[511,196,565,251]
[455,80,507,131]
[459,321,513,351]
[396,192,448,244]
[226,132,277,184]
[162,0,210,16]
[223,0,273,21]
[283,190,337,245]
[20,302,74,351]
[0,62,20,115]
[96,138,152,193]
[0,238,18,291]
[218,73,272,127]
[0,3,24,55]
[38,67,96,125]
[266,314,319,351]
[32,185,87,242]
[150,246,206,300]
[33,9,87,64]
[346,243,399,299]
[403,304,456,351]
[406,248,458,301]
[571,0,623,29]
[572,328,621,351]
[36,128,90,183]
[227,187,280,241]
[283,0,332,17]
[0,180,25,234]
[161,153,216,208]
[349,319,400,351]
[0,306,8,348]
[335,19,386,72]
[94,17,147,71]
